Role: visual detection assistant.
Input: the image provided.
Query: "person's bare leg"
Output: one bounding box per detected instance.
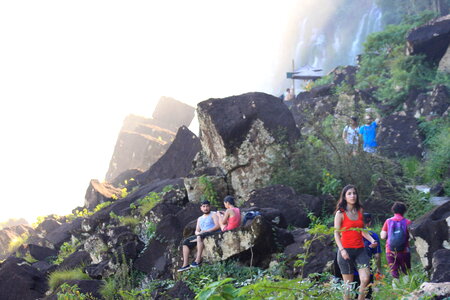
[357,268,370,300]
[341,274,355,300]
[195,235,203,263]
[182,245,190,267]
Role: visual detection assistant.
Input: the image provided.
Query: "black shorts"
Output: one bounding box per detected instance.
[182,231,220,249]
[337,248,370,274]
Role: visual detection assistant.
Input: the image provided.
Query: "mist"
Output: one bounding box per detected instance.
[0,0,381,223]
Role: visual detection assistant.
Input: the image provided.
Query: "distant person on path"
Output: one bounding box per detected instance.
[284,88,294,101]
[342,116,360,155]
[217,195,241,231]
[334,185,378,300]
[178,200,220,272]
[359,114,379,153]
[380,202,412,279]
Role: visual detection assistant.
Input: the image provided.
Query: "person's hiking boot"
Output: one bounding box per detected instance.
[190,261,201,268]
[177,265,191,272]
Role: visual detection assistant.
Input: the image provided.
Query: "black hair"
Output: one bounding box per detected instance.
[351,116,358,123]
[223,195,235,206]
[200,200,210,206]
[335,184,362,212]
[391,202,407,215]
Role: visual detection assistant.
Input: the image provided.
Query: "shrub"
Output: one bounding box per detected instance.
[136,192,162,217]
[57,283,96,300]
[52,240,80,265]
[93,201,112,213]
[198,175,219,207]
[118,216,140,228]
[48,268,90,291]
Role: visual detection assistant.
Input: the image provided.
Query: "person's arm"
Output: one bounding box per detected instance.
[380,220,388,239]
[362,230,377,248]
[221,209,231,225]
[207,212,220,232]
[195,218,202,235]
[334,211,349,260]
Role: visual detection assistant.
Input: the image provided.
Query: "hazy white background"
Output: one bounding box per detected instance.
[0,0,302,223]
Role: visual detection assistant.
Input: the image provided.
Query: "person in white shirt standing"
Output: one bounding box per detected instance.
[342,116,359,155]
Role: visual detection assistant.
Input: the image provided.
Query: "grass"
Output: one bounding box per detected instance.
[7,232,30,253]
[119,216,140,228]
[48,267,90,291]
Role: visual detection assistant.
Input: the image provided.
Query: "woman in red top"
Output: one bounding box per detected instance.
[218,195,241,231]
[334,185,378,300]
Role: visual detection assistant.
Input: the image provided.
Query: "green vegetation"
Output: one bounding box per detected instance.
[52,239,80,265]
[135,191,162,217]
[199,175,220,207]
[48,268,90,291]
[57,283,96,300]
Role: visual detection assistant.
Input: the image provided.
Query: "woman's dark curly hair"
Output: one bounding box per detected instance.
[335,184,363,213]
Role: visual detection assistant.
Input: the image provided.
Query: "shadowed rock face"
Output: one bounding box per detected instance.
[431,249,450,283]
[134,126,201,187]
[196,92,300,200]
[105,97,195,182]
[0,225,35,260]
[410,200,450,270]
[406,15,450,63]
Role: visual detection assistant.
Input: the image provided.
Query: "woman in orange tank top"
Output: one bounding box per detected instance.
[334,185,378,300]
[218,195,241,231]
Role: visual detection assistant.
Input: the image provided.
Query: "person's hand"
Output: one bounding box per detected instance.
[369,241,378,248]
[340,249,350,260]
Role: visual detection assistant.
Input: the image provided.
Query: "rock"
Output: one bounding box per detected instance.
[404,282,450,300]
[431,197,450,206]
[377,113,424,158]
[134,126,201,187]
[245,185,310,228]
[110,168,143,188]
[329,65,358,86]
[134,214,184,278]
[406,15,450,63]
[84,179,122,210]
[153,281,195,300]
[34,218,61,238]
[202,216,276,265]
[45,218,83,249]
[431,249,450,282]
[83,234,109,264]
[431,183,446,196]
[410,200,450,270]
[283,228,335,278]
[0,257,47,300]
[85,260,109,279]
[404,85,450,119]
[105,97,195,182]
[184,167,229,204]
[57,251,92,271]
[362,179,406,222]
[438,44,450,73]
[17,244,57,261]
[152,96,196,130]
[197,92,300,201]
[32,261,56,274]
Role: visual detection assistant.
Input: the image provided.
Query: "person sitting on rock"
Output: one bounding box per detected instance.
[217,195,241,231]
[178,200,220,272]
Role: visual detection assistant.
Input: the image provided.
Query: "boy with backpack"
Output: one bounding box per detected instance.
[380,202,412,278]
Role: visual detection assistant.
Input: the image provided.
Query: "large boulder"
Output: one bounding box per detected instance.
[152,96,196,130]
[406,14,450,63]
[184,167,230,204]
[84,179,122,210]
[377,113,424,158]
[202,216,278,265]
[410,200,450,270]
[283,228,335,278]
[244,185,310,228]
[134,126,201,187]
[196,92,300,201]
[17,244,57,261]
[404,85,450,119]
[153,281,195,300]
[431,249,450,283]
[45,218,83,249]
[439,43,450,72]
[0,257,47,300]
[57,251,92,271]
[404,282,450,300]
[44,279,104,300]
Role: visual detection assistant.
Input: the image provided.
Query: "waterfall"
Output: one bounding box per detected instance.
[289,0,383,91]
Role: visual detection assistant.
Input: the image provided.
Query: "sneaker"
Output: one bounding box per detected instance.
[190,261,201,268]
[177,265,191,272]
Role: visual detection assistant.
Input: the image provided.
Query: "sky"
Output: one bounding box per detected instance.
[0,0,304,223]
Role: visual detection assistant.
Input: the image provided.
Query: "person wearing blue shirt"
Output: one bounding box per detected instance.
[359,115,379,153]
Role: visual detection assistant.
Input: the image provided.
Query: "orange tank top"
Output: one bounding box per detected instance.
[340,210,364,248]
